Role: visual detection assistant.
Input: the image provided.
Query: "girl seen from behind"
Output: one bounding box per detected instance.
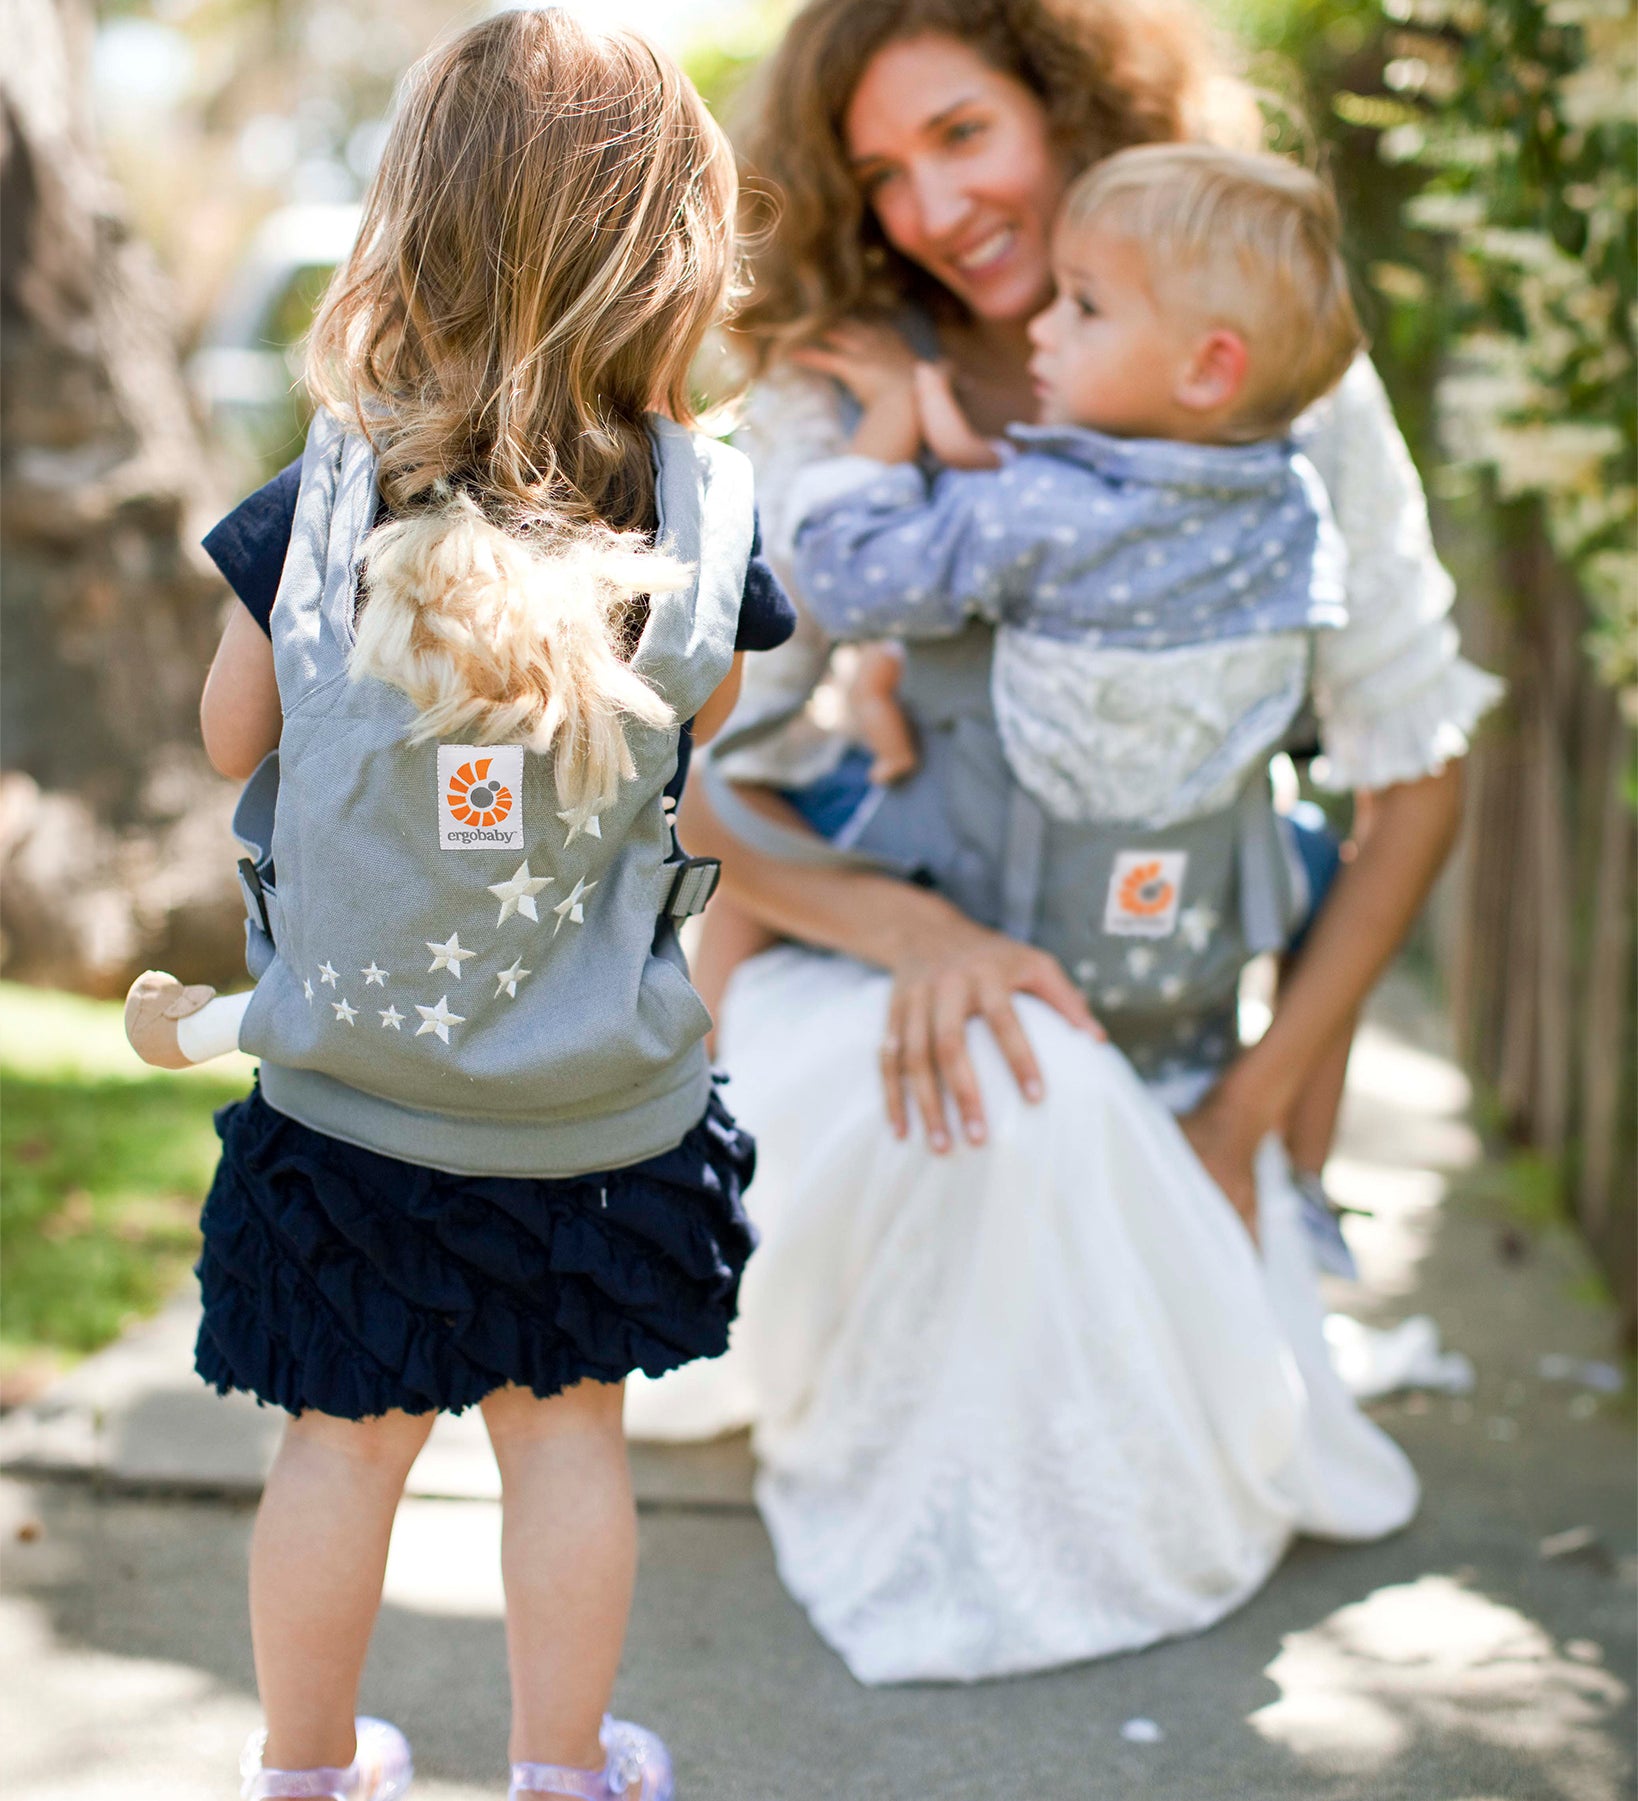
[134,14,786,1798]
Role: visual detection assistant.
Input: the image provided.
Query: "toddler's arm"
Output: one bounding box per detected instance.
[789,456,1035,641]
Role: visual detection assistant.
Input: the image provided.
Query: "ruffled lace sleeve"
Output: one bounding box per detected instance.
[709,368,853,786]
[1297,357,1505,793]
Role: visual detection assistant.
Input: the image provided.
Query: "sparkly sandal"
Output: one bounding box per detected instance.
[239,1717,413,1801]
[510,1716,673,1801]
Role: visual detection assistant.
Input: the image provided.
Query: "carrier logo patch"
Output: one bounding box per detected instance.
[1105,851,1187,938]
[438,746,523,850]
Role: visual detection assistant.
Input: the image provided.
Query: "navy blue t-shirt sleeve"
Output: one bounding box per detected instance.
[201,458,302,634]
[737,513,797,651]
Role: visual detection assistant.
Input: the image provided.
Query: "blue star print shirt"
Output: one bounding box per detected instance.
[788,424,1345,649]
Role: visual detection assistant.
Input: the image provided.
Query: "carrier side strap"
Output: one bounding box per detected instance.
[999,785,1047,944]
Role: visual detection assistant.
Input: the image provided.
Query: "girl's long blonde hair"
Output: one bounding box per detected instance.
[307,10,738,827]
[732,0,1260,370]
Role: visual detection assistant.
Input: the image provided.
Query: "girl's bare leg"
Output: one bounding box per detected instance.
[692,897,777,1052]
[482,1380,637,1778]
[251,1406,436,1769]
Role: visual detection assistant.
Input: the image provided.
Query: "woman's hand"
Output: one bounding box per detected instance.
[880,911,1102,1153]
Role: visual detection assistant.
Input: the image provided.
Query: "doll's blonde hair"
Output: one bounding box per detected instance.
[306,10,738,828]
[1064,143,1363,439]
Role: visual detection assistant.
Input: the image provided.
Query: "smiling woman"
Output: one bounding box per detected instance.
[629,0,1503,1690]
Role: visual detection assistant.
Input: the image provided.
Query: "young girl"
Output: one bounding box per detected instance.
[126,14,792,1798]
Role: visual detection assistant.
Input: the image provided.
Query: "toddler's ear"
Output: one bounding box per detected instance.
[1174,329,1249,417]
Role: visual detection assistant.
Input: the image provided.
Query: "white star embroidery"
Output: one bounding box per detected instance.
[559,810,602,846]
[302,977,314,1003]
[552,877,597,935]
[415,994,465,1044]
[1126,946,1157,980]
[361,962,389,986]
[379,1005,405,1030]
[1160,974,1188,1003]
[487,861,553,926]
[494,957,531,999]
[332,997,358,1025]
[426,931,477,978]
[1179,903,1219,954]
[1073,958,1098,985]
[318,961,340,988]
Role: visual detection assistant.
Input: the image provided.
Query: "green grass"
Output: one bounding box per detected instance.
[0,983,258,1380]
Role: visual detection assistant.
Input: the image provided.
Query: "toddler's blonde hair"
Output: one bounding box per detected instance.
[1063,143,1363,440]
[306,10,738,829]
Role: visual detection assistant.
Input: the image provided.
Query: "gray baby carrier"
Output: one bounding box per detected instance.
[231,409,752,1176]
[706,624,1316,1083]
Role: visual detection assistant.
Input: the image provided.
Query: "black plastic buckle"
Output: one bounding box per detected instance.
[664,856,721,920]
[237,856,272,941]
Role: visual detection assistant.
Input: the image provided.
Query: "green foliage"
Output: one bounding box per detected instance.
[0,985,250,1371]
[1359,0,1638,708]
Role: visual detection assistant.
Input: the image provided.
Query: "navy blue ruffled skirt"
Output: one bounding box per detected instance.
[194,1080,756,1420]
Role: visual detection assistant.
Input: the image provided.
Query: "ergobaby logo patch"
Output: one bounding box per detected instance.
[438,746,524,850]
[1105,850,1187,938]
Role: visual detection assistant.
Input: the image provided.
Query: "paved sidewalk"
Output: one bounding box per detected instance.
[3,983,1634,1799]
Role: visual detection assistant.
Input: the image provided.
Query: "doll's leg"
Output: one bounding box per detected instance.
[251,1406,435,1769]
[124,971,250,1067]
[481,1380,636,1775]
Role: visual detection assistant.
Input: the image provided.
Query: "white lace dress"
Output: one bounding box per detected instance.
[626,357,1503,1685]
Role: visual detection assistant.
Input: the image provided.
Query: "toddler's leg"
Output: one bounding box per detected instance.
[481,1380,636,1778]
[692,898,777,1053]
[251,1406,435,1770]
[124,970,250,1068]
[847,642,919,785]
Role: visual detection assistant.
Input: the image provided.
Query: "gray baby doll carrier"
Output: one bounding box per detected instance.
[231,408,751,1176]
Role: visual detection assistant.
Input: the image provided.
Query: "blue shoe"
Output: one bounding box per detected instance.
[510,1716,673,1800]
[240,1717,412,1800]
[1294,1171,1360,1281]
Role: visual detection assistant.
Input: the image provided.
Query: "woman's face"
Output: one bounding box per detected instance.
[844,34,1069,324]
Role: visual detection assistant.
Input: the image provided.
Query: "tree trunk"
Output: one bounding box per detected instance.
[1,0,245,994]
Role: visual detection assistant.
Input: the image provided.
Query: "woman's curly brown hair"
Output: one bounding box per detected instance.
[733,0,1260,369]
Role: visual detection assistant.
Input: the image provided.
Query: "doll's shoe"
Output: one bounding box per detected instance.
[124,969,215,1069]
[1293,1171,1360,1281]
[239,1717,413,1801]
[510,1716,673,1800]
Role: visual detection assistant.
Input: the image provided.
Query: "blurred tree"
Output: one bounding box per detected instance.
[1,0,243,992]
[1360,0,1636,1333]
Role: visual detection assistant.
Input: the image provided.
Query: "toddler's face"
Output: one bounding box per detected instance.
[1026,225,1203,438]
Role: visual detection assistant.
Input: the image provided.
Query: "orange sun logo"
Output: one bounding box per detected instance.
[446,757,514,828]
[1117,860,1175,918]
